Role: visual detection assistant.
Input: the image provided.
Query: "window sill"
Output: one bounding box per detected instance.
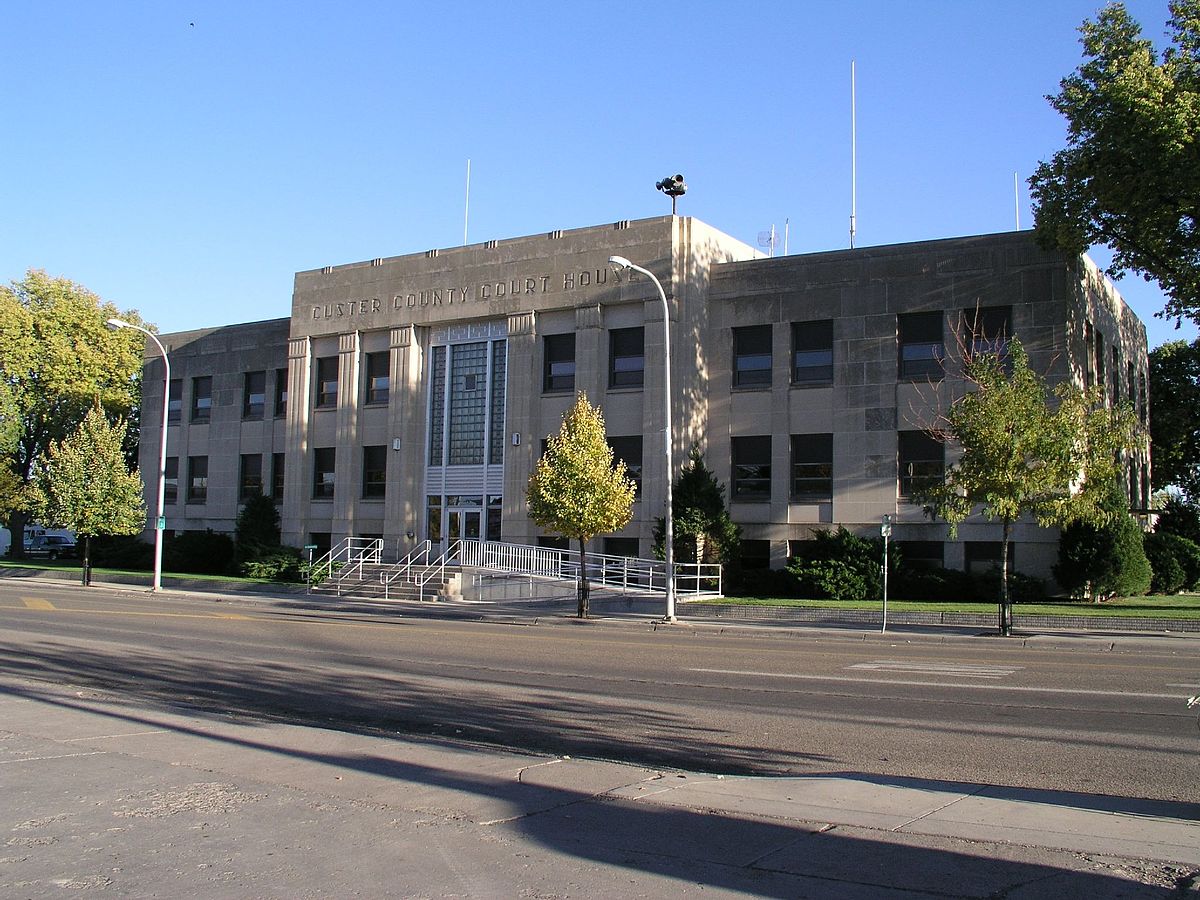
[606,385,645,394]
[731,497,771,504]
[789,381,834,390]
[731,384,772,392]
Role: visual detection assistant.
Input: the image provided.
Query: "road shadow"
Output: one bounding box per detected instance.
[0,679,1188,898]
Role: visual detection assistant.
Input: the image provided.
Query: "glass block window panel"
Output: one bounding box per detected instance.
[543,333,576,393]
[733,324,772,388]
[365,351,390,405]
[167,379,182,424]
[898,312,944,380]
[313,447,336,499]
[191,376,212,422]
[489,340,507,465]
[731,435,772,500]
[790,433,833,500]
[791,320,834,385]
[315,356,338,408]
[239,453,263,499]
[428,346,447,466]
[187,456,208,502]
[608,435,643,496]
[898,430,944,498]
[609,327,645,388]
[243,370,266,419]
[362,445,387,498]
[163,457,178,504]
[274,368,288,418]
[449,342,488,466]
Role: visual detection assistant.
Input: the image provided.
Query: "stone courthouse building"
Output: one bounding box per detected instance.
[137,215,1150,582]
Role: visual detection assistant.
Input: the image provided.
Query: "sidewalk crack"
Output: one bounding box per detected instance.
[892,786,986,832]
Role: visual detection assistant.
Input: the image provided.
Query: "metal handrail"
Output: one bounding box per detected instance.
[311,537,384,596]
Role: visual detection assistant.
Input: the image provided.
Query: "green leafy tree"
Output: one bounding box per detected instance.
[653,446,741,568]
[1030,1,1200,325]
[1143,530,1200,592]
[921,339,1141,634]
[0,270,147,556]
[28,406,145,584]
[1054,477,1152,601]
[1149,339,1200,497]
[1156,492,1200,543]
[526,393,635,618]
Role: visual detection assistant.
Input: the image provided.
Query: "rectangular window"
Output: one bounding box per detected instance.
[191,376,212,422]
[898,312,944,380]
[427,495,442,542]
[239,453,263,499]
[608,327,645,388]
[543,333,576,392]
[962,306,1012,363]
[897,541,944,569]
[731,435,772,500]
[313,447,336,498]
[167,379,182,425]
[242,370,266,419]
[271,453,285,502]
[365,351,390,405]
[739,539,772,570]
[608,435,643,496]
[604,537,640,558]
[898,430,944,498]
[489,340,507,465]
[791,320,833,385]
[187,456,208,502]
[362,445,387,498]
[163,457,178,504]
[790,433,833,500]
[733,324,772,388]
[274,367,288,418]
[965,541,1014,574]
[315,356,338,408]
[486,495,503,542]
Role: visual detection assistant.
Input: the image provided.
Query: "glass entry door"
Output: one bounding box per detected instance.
[448,509,482,542]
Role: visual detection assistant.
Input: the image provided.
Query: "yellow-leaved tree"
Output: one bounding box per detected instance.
[526,393,635,618]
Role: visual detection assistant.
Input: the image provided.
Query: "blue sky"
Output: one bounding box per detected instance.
[2,0,1195,349]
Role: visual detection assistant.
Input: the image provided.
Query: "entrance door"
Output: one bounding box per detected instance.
[447,509,482,544]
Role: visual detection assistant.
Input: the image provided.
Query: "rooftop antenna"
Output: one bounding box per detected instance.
[784,217,789,255]
[757,224,780,257]
[655,174,687,215]
[463,158,471,246]
[850,60,857,249]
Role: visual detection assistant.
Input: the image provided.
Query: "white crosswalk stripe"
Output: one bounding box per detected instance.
[847,660,1023,679]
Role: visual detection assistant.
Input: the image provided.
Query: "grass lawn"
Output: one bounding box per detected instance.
[0,559,295,587]
[700,593,1200,619]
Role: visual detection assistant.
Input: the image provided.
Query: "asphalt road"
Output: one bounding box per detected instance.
[1,580,1197,804]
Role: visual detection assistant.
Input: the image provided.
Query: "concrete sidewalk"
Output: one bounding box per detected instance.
[1,674,1196,898]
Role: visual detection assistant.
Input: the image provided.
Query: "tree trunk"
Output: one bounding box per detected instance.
[577,537,590,619]
[7,511,29,560]
[999,518,1012,636]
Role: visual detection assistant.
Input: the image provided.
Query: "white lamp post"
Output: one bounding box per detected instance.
[107,318,169,592]
[607,255,676,623]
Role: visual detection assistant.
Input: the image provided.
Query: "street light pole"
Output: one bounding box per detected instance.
[107,318,169,592]
[607,255,676,623]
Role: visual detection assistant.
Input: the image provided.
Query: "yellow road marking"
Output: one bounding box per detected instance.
[23,598,55,610]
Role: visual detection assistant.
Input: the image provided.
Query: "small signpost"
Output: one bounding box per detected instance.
[880,515,892,633]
